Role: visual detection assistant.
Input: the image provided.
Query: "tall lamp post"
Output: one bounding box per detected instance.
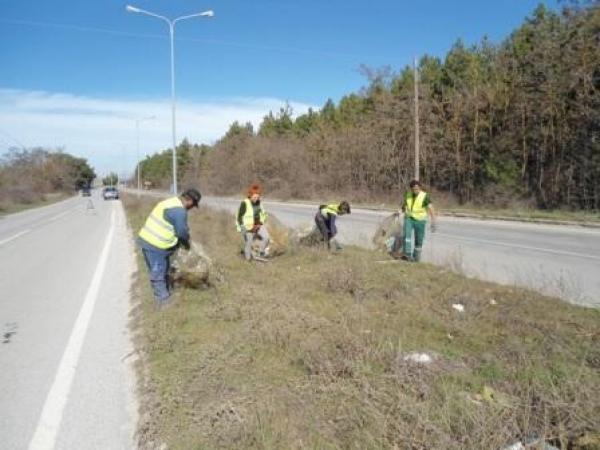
[126,5,214,194]
[135,115,156,193]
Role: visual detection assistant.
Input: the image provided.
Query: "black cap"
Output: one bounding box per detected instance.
[339,201,351,214]
[182,188,201,207]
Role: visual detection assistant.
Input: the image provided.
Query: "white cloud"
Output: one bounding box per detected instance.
[0,88,315,175]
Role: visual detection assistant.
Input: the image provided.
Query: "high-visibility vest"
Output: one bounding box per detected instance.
[236,198,267,231]
[138,197,183,249]
[319,203,340,217]
[405,191,428,221]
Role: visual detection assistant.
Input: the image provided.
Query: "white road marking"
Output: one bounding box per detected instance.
[0,229,31,246]
[436,232,600,261]
[28,209,116,450]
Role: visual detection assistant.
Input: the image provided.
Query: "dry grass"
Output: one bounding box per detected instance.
[123,194,600,450]
[0,191,69,215]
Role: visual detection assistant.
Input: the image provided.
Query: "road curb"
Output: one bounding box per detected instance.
[440,212,600,228]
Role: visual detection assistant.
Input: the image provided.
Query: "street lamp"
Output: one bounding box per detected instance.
[135,115,156,194]
[126,5,214,194]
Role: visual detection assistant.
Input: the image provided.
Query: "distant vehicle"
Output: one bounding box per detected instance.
[103,186,119,200]
[81,186,91,197]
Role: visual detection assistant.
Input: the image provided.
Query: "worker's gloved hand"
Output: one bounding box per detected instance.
[251,225,261,233]
[431,222,438,233]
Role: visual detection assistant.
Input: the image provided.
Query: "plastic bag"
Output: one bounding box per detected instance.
[373,213,404,255]
[170,242,212,289]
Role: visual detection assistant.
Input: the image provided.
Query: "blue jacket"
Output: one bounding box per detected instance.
[139,204,189,254]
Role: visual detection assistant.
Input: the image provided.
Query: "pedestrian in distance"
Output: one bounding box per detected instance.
[401,180,436,262]
[236,183,270,261]
[315,201,351,250]
[138,188,201,307]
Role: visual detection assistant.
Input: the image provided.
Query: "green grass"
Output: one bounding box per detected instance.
[124,194,600,450]
[0,192,71,216]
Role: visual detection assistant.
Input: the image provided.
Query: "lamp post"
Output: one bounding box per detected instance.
[126,5,214,194]
[135,115,156,193]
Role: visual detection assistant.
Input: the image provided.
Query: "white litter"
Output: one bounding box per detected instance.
[502,443,525,450]
[452,303,465,312]
[490,299,498,305]
[403,352,433,364]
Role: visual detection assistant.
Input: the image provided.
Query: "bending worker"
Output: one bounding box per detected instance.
[401,180,436,262]
[138,188,201,306]
[315,201,351,249]
[237,183,269,261]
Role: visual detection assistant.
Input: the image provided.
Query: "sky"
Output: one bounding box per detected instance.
[0,0,558,176]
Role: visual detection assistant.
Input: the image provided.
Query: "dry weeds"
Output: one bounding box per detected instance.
[123,194,600,450]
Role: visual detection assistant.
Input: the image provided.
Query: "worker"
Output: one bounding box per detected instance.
[138,188,201,307]
[236,183,269,261]
[315,201,351,249]
[401,180,436,262]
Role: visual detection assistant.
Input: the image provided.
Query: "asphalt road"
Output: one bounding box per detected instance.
[199,196,600,306]
[0,192,137,449]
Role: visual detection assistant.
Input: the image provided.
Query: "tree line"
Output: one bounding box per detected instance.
[0,148,96,208]
[139,3,599,210]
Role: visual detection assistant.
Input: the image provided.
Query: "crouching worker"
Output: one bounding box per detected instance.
[138,188,201,307]
[315,201,351,250]
[236,183,269,261]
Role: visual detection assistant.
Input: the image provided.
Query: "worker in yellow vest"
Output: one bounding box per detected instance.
[315,201,351,250]
[401,180,436,262]
[138,188,201,306]
[236,183,269,261]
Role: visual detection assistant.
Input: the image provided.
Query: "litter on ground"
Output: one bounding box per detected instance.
[403,352,433,364]
[452,303,465,312]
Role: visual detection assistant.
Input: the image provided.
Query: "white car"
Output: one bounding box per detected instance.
[102,187,119,200]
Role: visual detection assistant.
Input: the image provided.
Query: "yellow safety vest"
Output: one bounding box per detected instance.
[236,198,267,231]
[138,197,183,249]
[405,191,428,221]
[320,203,340,216]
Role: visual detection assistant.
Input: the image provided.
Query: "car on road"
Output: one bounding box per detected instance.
[103,186,119,200]
[81,186,91,197]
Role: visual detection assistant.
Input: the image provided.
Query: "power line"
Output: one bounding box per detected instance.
[0,17,367,61]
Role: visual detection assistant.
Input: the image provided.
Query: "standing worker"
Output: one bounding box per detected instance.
[401,180,436,262]
[236,183,270,261]
[138,188,201,307]
[315,201,351,250]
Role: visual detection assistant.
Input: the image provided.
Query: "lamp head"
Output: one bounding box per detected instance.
[126,5,141,13]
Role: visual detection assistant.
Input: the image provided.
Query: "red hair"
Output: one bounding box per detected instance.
[247,183,262,197]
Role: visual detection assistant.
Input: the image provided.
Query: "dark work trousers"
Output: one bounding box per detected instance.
[141,247,172,304]
[315,212,332,248]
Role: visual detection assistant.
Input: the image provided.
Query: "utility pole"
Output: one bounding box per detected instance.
[413,57,420,181]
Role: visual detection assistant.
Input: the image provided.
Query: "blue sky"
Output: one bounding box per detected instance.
[0,0,557,175]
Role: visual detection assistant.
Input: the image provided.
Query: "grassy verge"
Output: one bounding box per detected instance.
[0,192,72,216]
[123,194,599,450]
